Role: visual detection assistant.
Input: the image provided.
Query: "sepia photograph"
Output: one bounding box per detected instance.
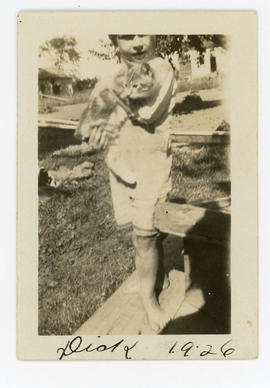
[17,11,257,360]
[38,33,230,336]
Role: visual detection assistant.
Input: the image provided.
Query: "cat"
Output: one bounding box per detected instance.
[75,62,160,185]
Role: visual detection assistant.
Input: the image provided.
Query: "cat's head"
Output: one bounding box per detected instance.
[126,62,156,99]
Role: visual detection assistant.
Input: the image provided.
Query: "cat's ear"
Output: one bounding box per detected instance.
[140,62,152,75]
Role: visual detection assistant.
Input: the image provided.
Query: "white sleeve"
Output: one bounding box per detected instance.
[137,68,174,124]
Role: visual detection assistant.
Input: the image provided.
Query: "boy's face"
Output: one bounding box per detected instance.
[116,35,156,64]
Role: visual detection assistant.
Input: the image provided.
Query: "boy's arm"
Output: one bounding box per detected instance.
[137,65,175,124]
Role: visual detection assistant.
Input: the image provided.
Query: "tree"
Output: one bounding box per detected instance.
[39,36,81,72]
[87,35,228,72]
[156,34,228,60]
[88,39,117,61]
[155,35,228,76]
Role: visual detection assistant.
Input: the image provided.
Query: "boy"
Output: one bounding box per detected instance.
[88,35,176,332]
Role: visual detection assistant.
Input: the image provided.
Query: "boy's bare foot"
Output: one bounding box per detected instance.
[143,297,171,332]
[123,272,170,294]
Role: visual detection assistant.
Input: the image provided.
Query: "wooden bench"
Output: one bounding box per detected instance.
[154,198,230,247]
[154,197,230,291]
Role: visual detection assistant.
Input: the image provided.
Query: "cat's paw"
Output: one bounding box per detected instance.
[123,173,136,185]
[116,169,136,185]
[138,106,152,120]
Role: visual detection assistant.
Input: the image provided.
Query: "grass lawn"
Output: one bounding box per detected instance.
[38,88,230,335]
[39,150,135,335]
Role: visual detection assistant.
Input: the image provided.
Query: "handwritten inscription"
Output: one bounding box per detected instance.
[57,336,138,360]
[56,336,235,360]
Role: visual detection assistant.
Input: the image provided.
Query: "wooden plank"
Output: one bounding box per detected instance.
[75,269,186,335]
[40,93,70,102]
[76,272,153,335]
[191,196,230,212]
[39,117,78,125]
[38,123,76,130]
[154,202,230,246]
[170,130,230,145]
[38,118,77,130]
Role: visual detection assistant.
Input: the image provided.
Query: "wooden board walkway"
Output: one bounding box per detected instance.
[76,269,186,335]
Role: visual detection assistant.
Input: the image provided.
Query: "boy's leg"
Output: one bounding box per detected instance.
[123,233,169,294]
[133,232,171,332]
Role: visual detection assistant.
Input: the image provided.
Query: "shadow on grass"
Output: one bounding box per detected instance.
[173,155,228,179]
[38,184,72,204]
[173,99,222,116]
[171,142,230,183]
[181,160,226,178]
[214,181,231,196]
[166,196,187,205]
[39,127,80,159]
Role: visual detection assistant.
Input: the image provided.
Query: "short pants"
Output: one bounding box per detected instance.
[109,171,171,236]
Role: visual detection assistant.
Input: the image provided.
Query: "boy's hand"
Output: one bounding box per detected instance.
[88,127,108,150]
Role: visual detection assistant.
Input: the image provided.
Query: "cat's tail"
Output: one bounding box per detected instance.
[106,147,136,185]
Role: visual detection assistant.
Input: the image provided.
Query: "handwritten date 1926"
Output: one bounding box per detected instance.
[168,339,235,358]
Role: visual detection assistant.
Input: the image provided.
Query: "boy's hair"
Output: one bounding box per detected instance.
[108,35,118,46]
[108,35,157,47]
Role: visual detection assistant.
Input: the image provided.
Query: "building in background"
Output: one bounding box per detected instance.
[38,68,74,97]
[189,47,229,79]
